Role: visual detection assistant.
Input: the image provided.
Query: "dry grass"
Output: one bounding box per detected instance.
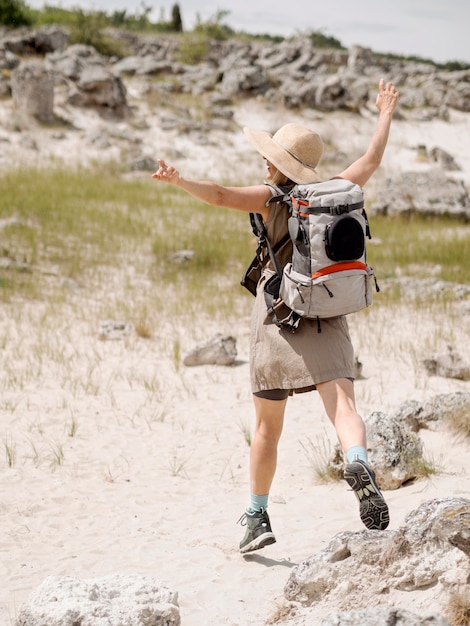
[300,434,345,483]
[445,591,470,626]
[446,406,470,440]
[265,602,298,625]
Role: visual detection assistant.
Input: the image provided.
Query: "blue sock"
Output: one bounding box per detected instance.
[346,445,368,464]
[246,493,269,515]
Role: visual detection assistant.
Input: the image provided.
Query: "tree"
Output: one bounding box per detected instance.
[0,0,31,26]
[171,3,183,32]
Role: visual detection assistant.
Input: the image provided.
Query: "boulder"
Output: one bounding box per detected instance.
[370,170,470,220]
[320,606,450,626]
[10,60,54,122]
[16,573,180,626]
[284,498,470,620]
[423,344,470,380]
[68,65,128,116]
[183,333,237,366]
[365,411,425,489]
[392,391,470,431]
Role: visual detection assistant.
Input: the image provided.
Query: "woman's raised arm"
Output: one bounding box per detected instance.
[336,79,399,187]
[152,159,272,218]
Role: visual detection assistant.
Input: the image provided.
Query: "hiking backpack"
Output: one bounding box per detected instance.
[241,178,379,332]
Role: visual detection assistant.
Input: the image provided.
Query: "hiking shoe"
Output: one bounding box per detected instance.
[238,508,276,553]
[344,460,390,530]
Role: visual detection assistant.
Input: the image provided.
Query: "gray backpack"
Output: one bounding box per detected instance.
[242,178,378,332]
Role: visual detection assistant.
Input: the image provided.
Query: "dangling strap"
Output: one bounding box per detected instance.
[263,273,301,333]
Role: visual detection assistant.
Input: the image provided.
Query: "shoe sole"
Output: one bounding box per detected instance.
[240,532,276,554]
[344,461,390,530]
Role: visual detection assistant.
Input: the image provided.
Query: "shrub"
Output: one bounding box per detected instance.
[0,0,31,26]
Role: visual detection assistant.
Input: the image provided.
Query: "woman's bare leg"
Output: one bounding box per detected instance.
[250,395,288,496]
[316,377,389,530]
[316,378,366,451]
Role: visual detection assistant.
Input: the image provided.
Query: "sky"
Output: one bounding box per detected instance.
[26,0,470,64]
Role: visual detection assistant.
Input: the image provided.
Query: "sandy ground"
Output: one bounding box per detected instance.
[1,87,470,625]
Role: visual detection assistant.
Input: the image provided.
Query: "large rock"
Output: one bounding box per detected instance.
[423,344,470,380]
[365,411,425,489]
[10,60,54,122]
[392,391,470,432]
[16,573,180,626]
[67,65,128,116]
[320,606,450,626]
[0,25,68,55]
[183,333,237,366]
[370,170,470,220]
[284,498,470,618]
[46,43,105,81]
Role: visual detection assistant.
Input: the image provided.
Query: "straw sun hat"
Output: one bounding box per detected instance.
[243,123,324,184]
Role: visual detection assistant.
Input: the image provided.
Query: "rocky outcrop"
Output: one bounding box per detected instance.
[0,27,469,120]
[284,498,470,622]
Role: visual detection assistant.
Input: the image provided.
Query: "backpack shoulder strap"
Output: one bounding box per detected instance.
[265,183,294,206]
[250,212,284,277]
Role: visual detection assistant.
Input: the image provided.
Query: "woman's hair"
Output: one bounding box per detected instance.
[270,169,294,186]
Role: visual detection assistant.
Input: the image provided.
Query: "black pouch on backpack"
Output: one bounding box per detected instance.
[325,215,365,262]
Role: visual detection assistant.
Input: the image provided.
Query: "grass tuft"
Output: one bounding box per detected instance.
[446,407,470,440]
[445,591,470,626]
[300,434,344,482]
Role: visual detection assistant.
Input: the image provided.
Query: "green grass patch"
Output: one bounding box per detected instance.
[0,167,255,317]
[1,167,468,320]
[368,214,470,285]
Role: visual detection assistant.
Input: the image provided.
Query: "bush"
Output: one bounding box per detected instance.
[0,0,31,26]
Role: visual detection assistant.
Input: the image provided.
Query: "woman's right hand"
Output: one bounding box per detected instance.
[152,159,181,185]
[375,78,399,116]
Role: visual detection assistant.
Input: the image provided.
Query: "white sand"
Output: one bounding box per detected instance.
[1,90,470,625]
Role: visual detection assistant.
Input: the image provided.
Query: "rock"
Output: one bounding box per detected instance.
[183,333,237,366]
[0,26,469,122]
[430,146,461,170]
[423,344,470,380]
[366,411,425,489]
[392,391,470,431]
[46,43,105,81]
[320,606,450,625]
[98,319,133,340]
[219,63,271,98]
[347,45,377,73]
[168,250,194,263]
[0,25,68,55]
[284,498,470,620]
[112,55,175,77]
[16,573,180,626]
[370,170,470,220]
[10,60,54,122]
[68,65,128,117]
